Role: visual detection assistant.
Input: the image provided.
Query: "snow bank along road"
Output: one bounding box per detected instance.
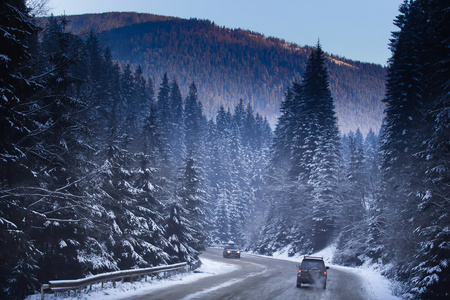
[129,247,370,300]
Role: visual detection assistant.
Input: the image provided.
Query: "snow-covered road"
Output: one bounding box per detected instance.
[123,247,400,300]
[29,247,400,300]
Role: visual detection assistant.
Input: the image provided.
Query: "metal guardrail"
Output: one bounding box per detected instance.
[40,262,190,299]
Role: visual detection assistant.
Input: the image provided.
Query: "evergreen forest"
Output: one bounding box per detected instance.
[48,11,387,136]
[0,0,448,299]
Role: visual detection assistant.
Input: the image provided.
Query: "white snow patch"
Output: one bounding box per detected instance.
[332,264,400,300]
[59,240,67,248]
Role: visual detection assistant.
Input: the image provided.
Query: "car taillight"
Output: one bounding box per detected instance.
[298,269,302,273]
[324,271,327,275]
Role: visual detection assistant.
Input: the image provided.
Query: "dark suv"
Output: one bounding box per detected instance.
[296,256,329,289]
[223,242,241,258]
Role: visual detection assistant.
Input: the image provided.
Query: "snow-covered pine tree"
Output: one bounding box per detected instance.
[156,73,172,177]
[0,24,41,286]
[182,81,208,231]
[165,151,205,264]
[0,10,40,294]
[122,64,137,143]
[95,64,176,271]
[165,203,196,263]
[179,151,207,252]
[157,73,172,139]
[207,105,233,243]
[334,130,368,265]
[233,98,246,135]
[132,73,170,268]
[243,103,256,148]
[410,0,449,297]
[380,1,429,276]
[271,87,295,168]
[262,64,380,259]
[169,79,186,167]
[261,43,341,254]
[184,82,203,153]
[362,129,384,262]
[380,0,449,297]
[255,87,297,254]
[302,42,341,251]
[21,14,100,286]
[134,65,153,129]
[243,115,272,249]
[364,129,381,204]
[228,119,251,245]
[204,101,270,246]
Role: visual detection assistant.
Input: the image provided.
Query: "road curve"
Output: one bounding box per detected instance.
[130,247,369,300]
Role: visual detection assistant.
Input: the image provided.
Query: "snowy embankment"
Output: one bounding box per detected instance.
[27,245,400,300]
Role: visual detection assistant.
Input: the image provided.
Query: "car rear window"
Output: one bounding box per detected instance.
[301,260,324,269]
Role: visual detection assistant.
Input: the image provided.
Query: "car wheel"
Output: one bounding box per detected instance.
[323,281,327,289]
[296,282,301,288]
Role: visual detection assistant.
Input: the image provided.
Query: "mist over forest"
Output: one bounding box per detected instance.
[1,1,448,299]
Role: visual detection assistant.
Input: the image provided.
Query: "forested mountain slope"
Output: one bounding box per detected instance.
[56,12,386,135]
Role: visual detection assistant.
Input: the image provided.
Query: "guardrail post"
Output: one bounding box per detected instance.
[41,284,49,300]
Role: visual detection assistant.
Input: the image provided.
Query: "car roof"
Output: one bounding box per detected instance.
[302,255,324,261]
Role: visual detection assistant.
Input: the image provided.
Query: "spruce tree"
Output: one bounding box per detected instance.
[334,130,367,265]
[302,42,341,250]
[157,73,172,139]
[134,65,151,129]
[155,74,172,177]
[184,82,203,152]
[0,3,40,296]
[179,151,207,251]
[380,0,426,283]
[169,79,186,166]
[233,98,246,134]
[0,0,38,185]
[380,0,449,297]
[260,43,341,254]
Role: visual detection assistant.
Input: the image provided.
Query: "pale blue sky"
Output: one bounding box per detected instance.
[48,0,403,66]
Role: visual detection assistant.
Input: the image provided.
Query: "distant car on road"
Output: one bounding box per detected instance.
[296,256,329,289]
[223,242,241,258]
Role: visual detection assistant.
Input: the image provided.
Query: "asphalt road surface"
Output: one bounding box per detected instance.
[130,247,370,300]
